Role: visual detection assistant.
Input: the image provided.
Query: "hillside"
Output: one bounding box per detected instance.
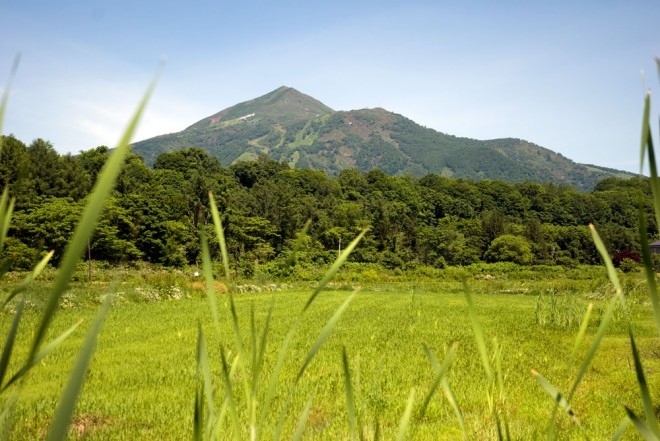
[131,86,634,190]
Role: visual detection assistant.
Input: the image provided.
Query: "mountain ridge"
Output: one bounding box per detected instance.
[131,86,635,190]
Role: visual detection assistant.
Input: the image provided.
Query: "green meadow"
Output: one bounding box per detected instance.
[2,266,658,440]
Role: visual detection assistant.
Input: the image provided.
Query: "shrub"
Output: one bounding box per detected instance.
[484,234,533,265]
[618,257,639,273]
[612,249,641,267]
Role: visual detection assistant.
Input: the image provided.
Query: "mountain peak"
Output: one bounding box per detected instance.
[186,86,334,131]
[132,87,634,190]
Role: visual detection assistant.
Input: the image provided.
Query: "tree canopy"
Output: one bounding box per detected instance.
[1,136,653,276]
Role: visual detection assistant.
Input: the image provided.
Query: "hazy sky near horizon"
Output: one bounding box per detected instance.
[2,1,658,173]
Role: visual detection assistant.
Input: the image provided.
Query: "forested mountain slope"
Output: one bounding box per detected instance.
[1,138,652,273]
[132,86,634,191]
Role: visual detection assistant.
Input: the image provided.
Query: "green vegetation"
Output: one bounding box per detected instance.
[2,60,660,440]
[1,138,653,275]
[130,87,634,189]
[0,56,159,441]
[0,268,657,440]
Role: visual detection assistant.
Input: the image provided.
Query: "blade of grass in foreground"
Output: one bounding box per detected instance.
[218,348,241,441]
[0,188,14,256]
[638,209,660,337]
[565,225,628,400]
[342,347,358,440]
[196,324,215,425]
[420,343,468,439]
[419,343,456,418]
[0,54,21,155]
[194,383,203,441]
[567,303,593,371]
[531,370,578,425]
[259,229,367,434]
[624,408,658,441]
[286,219,312,267]
[44,294,112,441]
[3,318,83,392]
[628,331,660,436]
[610,417,629,441]
[304,228,367,312]
[28,72,159,360]
[0,393,18,441]
[396,389,415,441]
[2,250,53,309]
[464,285,493,382]
[533,224,627,432]
[208,192,230,280]
[0,294,26,389]
[640,91,660,233]
[291,397,313,441]
[200,232,220,331]
[296,290,357,382]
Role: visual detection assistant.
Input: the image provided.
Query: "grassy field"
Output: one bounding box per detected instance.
[1,267,658,440]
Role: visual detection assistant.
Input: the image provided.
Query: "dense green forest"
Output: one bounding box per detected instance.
[0,134,652,276]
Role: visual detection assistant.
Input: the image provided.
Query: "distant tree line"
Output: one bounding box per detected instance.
[0,135,653,275]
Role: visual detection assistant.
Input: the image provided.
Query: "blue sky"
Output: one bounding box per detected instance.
[2,0,658,173]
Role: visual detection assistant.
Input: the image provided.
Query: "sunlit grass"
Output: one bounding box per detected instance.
[0,285,656,440]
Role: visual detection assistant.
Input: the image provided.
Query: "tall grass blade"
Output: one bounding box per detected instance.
[304,229,367,312]
[248,303,258,441]
[200,232,221,331]
[396,389,415,441]
[419,345,468,437]
[194,384,203,441]
[342,347,358,440]
[419,343,456,418]
[531,370,579,425]
[225,294,252,426]
[0,393,18,441]
[566,295,617,404]
[441,380,467,439]
[641,91,652,175]
[640,91,660,232]
[628,331,660,435]
[209,192,230,280]
[296,290,357,382]
[291,396,313,441]
[567,303,593,370]
[0,54,20,154]
[624,408,658,441]
[218,348,241,441]
[639,197,660,337]
[611,417,629,441]
[589,224,624,306]
[44,294,111,441]
[250,299,275,441]
[557,225,628,402]
[273,391,296,441]
[0,249,52,391]
[29,72,159,360]
[227,295,247,372]
[463,285,493,381]
[213,355,241,439]
[268,259,361,433]
[254,298,274,393]
[0,189,14,255]
[3,319,83,392]
[196,324,215,422]
[0,294,25,388]
[259,323,299,432]
[373,418,381,441]
[2,250,53,308]
[286,219,312,267]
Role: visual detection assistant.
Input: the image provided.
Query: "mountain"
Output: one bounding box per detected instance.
[131,86,635,190]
